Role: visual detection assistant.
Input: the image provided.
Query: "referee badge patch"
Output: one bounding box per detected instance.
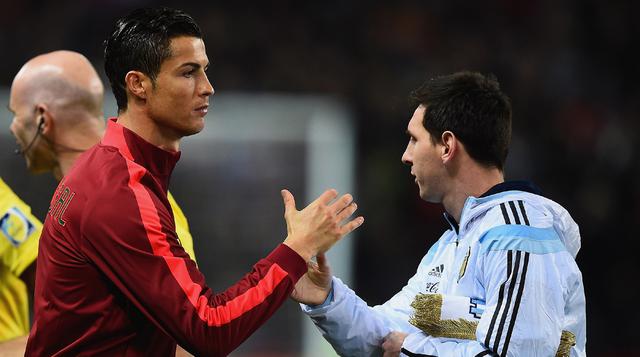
[0,206,36,247]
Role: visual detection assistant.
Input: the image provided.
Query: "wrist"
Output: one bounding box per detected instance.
[310,282,333,307]
[283,236,313,262]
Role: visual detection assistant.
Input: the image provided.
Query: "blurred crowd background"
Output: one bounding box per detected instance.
[1,0,638,355]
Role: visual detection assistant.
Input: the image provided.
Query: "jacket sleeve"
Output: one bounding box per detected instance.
[300,241,443,356]
[80,184,306,357]
[400,225,585,357]
[302,277,421,356]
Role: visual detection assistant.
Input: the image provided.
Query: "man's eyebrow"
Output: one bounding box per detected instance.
[180,62,210,70]
[179,62,201,70]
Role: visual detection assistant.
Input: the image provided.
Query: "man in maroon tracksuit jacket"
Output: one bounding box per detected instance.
[25,7,364,356]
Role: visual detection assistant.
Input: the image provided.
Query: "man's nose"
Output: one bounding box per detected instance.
[9,119,17,135]
[401,148,412,166]
[201,74,214,97]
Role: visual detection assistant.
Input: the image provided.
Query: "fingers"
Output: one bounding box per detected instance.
[281,189,296,217]
[381,338,390,350]
[339,216,364,235]
[329,193,353,214]
[316,253,331,272]
[336,201,357,222]
[309,254,327,270]
[314,190,354,216]
[316,253,327,267]
[381,331,405,356]
[315,189,338,206]
[307,259,319,271]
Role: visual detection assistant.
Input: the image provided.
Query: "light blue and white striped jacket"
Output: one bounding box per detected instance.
[302,182,586,356]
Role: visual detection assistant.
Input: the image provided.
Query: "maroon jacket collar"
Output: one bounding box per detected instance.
[101,118,181,181]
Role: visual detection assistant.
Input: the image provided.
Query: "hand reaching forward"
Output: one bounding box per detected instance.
[290,253,332,305]
[282,189,363,262]
[382,331,408,357]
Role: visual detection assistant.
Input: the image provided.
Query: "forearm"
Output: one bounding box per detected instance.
[138,245,306,356]
[87,226,305,356]
[303,278,417,356]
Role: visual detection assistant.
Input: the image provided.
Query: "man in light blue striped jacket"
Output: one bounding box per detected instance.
[291,72,586,356]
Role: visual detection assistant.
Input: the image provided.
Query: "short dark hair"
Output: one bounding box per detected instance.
[104,7,202,112]
[410,71,512,170]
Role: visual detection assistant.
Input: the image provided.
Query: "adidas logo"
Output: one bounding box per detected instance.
[428,264,445,278]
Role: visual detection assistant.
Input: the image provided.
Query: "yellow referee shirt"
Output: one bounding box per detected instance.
[0,178,42,342]
[167,191,197,263]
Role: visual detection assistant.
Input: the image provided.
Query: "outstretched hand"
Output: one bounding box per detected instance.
[281,189,363,262]
[290,253,333,305]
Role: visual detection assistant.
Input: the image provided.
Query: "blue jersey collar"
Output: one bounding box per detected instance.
[444,180,541,234]
[479,180,542,198]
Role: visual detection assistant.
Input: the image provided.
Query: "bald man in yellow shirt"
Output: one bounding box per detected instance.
[3,50,196,354]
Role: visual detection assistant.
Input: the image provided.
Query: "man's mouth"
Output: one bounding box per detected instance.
[194,104,209,116]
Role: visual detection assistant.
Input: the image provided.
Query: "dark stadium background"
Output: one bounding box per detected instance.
[1,1,638,355]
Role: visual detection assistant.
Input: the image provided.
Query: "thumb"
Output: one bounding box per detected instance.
[281,189,296,216]
[316,253,330,272]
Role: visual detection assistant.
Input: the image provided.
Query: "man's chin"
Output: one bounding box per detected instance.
[417,186,427,200]
[180,118,205,137]
[25,155,54,175]
[180,125,204,137]
[418,188,439,204]
[28,165,51,175]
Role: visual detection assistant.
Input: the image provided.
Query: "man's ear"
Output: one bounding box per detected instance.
[124,71,150,101]
[441,131,457,164]
[34,104,53,135]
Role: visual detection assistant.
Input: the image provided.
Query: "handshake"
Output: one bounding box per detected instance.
[280,188,364,306]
